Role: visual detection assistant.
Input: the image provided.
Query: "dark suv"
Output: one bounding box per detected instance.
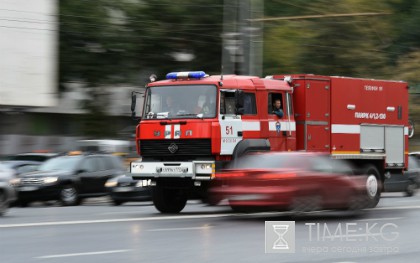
[10,153,125,206]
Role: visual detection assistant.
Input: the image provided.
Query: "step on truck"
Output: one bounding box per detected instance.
[129,71,410,213]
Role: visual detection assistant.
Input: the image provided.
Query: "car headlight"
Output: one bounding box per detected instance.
[105,180,118,188]
[9,178,21,186]
[43,177,58,184]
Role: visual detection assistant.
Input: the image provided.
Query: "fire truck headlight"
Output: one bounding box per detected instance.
[131,163,144,172]
[195,163,214,174]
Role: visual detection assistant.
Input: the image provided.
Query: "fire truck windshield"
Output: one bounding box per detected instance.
[143,84,217,119]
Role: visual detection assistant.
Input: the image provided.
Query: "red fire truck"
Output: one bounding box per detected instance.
[130,71,409,213]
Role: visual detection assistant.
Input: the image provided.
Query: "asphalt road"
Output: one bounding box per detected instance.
[1,193,420,263]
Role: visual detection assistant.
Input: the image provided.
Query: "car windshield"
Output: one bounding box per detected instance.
[143,84,217,119]
[38,156,82,172]
[8,154,53,162]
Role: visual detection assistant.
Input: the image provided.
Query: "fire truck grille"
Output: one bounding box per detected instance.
[140,139,211,157]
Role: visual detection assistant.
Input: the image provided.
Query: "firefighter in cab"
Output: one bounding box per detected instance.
[273,99,284,118]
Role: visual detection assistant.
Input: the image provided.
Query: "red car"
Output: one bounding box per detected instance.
[210,152,372,213]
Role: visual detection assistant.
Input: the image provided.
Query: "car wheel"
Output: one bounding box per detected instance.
[348,193,370,211]
[152,186,187,214]
[290,195,322,215]
[112,199,124,206]
[18,200,29,207]
[228,201,252,213]
[405,181,417,197]
[364,165,381,208]
[0,191,7,216]
[59,185,80,206]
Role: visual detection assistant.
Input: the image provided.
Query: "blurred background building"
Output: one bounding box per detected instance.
[0,0,137,155]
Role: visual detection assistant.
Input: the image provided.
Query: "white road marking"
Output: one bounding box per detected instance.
[3,204,420,229]
[0,213,233,228]
[148,226,211,232]
[370,205,420,210]
[36,249,131,259]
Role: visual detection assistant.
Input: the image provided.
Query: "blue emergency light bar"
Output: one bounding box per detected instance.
[166,71,206,80]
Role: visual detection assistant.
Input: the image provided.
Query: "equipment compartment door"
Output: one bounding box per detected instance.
[385,126,404,166]
[306,123,330,151]
[304,80,331,151]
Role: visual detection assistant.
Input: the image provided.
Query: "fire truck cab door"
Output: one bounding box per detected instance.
[219,90,243,155]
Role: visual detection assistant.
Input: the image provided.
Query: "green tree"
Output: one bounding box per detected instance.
[59,0,223,136]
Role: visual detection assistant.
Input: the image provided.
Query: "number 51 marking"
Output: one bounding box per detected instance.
[225,126,233,135]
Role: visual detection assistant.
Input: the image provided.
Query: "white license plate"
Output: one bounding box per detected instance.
[161,167,187,173]
[19,186,39,191]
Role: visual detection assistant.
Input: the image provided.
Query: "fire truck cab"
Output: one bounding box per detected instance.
[130,71,409,213]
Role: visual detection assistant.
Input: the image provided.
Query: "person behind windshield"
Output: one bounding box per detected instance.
[195,95,215,116]
[272,99,284,118]
[164,96,178,115]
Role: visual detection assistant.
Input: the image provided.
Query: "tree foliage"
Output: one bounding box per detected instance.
[59,0,420,139]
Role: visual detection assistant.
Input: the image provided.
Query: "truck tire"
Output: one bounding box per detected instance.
[364,165,381,208]
[152,186,187,214]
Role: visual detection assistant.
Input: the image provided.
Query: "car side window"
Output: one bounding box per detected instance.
[107,156,124,170]
[408,156,420,169]
[79,158,97,172]
[102,156,119,170]
[95,157,107,171]
[309,157,334,173]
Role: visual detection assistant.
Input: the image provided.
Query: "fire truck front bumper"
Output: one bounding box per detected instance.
[130,161,215,180]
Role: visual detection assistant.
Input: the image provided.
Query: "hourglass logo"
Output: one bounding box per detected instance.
[273,225,289,249]
[265,221,295,253]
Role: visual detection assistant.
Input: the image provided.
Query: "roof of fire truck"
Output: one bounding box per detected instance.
[147,71,292,91]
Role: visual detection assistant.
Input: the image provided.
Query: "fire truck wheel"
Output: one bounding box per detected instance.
[152,186,187,214]
[364,165,381,208]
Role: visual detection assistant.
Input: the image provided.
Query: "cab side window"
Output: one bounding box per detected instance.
[268,93,283,114]
[220,92,235,114]
[220,91,256,115]
[243,93,257,115]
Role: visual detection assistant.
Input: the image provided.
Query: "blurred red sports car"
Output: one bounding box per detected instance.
[210,152,372,213]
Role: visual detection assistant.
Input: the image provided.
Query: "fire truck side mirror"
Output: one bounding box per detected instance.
[131,93,137,114]
[409,119,415,139]
[236,108,245,115]
[235,90,244,115]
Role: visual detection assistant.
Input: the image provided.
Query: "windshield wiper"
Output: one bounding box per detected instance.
[176,113,204,119]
